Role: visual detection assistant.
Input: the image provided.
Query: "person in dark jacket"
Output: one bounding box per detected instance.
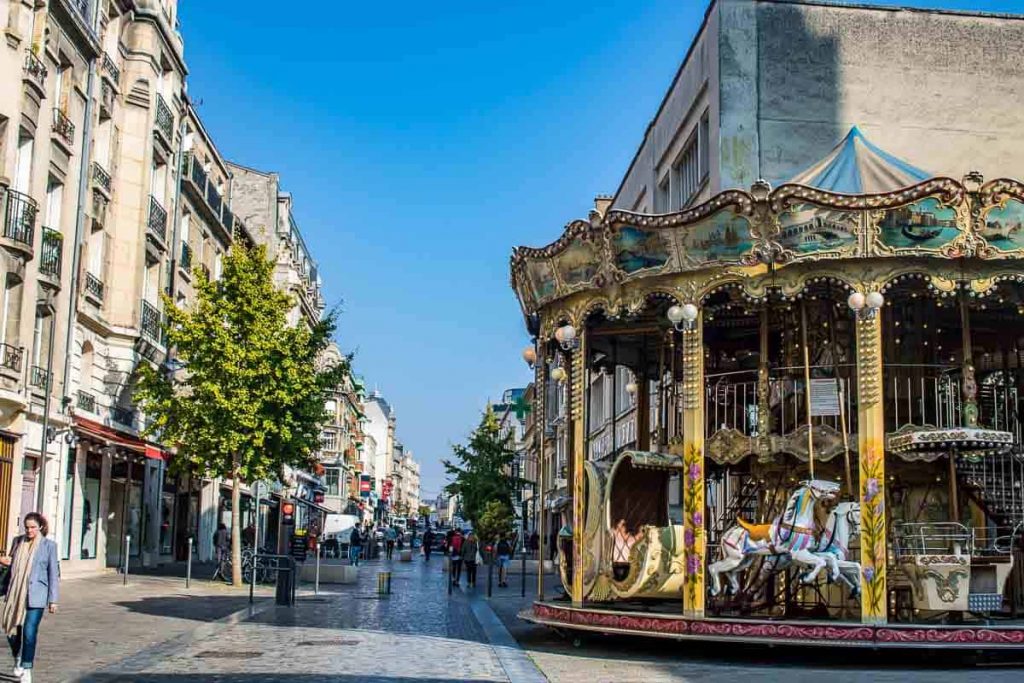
[348,526,362,566]
[422,528,435,562]
[496,536,513,588]
[0,513,59,683]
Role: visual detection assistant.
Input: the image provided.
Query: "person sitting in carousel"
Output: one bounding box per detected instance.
[612,518,640,581]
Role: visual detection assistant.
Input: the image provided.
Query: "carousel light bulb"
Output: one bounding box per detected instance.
[866,291,885,310]
[554,324,576,345]
[551,367,567,382]
[625,381,638,396]
[522,346,537,367]
[847,292,866,311]
[667,305,685,325]
[681,303,699,322]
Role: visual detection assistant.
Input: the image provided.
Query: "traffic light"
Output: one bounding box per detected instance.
[282,501,296,526]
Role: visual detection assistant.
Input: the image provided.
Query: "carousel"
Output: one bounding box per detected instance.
[512,132,1024,649]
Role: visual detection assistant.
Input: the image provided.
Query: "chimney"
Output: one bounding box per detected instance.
[593,194,613,219]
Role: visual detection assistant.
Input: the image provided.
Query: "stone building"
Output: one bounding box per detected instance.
[612,0,1024,213]
[318,341,366,517]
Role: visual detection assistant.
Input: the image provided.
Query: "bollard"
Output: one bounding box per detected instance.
[487,547,494,598]
[123,535,131,586]
[377,571,391,595]
[186,537,193,589]
[447,555,453,596]
[315,541,321,596]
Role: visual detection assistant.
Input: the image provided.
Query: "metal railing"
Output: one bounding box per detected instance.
[39,228,62,278]
[111,406,135,427]
[29,366,50,390]
[2,188,37,247]
[147,195,168,244]
[206,181,223,217]
[102,53,120,84]
[92,162,112,194]
[180,242,192,270]
[76,390,96,413]
[0,345,22,374]
[140,300,163,343]
[69,0,90,22]
[23,50,46,84]
[52,109,75,146]
[84,272,104,302]
[154,94,174,141]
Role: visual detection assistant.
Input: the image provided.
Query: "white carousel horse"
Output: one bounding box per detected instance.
[759,501,862,598]
[708,479,840,596]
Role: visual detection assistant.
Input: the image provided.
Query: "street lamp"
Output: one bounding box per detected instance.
[848,291,885,320]
[667,303,699,331]
[554,324,578,351]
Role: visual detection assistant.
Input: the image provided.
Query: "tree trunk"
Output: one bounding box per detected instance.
[231,463,242,587]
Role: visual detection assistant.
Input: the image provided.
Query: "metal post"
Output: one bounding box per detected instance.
[123,535,130,586]
[315,540,321,596]
[487,546,494,598]
[251,481,260,598]
[186,537,193,589]
[521,498,527,597]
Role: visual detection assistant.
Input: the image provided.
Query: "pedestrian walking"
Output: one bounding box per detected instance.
[422,527,434,562]
[462,531,480,588]
[549,528,558,563]
[212,523,229,581]
[496,535,512,588]
[449,529,464,586]
[385,527,397,560]
[348,526,362,566]
[528,530,539,559]
[0,513,59,683]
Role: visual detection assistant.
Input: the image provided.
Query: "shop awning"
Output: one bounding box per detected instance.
[74,417,168,460]
[788,126,931,194]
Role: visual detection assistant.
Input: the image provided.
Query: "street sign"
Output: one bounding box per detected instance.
[291,529,308,562]
[360,474,372,497]
[809,378,841,417]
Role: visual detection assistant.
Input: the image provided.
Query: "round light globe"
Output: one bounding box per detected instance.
[551,367,567,382]
[625,381,638,396]
[667,305,685,325]
[681,303,699,322]
[522,346,537,366]
[554,324,576,345]
[847,292,866,311]
[866,291,885,310]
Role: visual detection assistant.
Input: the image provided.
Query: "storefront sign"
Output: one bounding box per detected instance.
[360,475,372,497]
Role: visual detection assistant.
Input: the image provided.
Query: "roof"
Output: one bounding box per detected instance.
[787,126,931,194]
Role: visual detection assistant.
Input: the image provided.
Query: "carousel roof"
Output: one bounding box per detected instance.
[788,126,932,194]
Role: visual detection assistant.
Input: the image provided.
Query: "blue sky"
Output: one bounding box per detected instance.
[178,0,1020,499]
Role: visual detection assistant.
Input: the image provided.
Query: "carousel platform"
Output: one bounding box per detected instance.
[521,600,1024,650]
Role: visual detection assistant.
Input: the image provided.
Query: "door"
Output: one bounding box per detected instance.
[105,480,125,567]
[19,466,35,530]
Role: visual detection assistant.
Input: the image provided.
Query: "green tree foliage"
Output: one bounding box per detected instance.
[135,243,348,586]
[443,405,516,530]
[476,500,515,549]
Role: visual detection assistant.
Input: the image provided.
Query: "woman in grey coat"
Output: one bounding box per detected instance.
[0,512,60,683]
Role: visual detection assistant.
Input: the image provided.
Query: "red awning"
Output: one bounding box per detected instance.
[74,417,168,460]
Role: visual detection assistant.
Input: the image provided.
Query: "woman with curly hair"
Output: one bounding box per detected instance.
[0,512,60,682]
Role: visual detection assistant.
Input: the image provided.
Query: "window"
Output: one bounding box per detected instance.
[699,110,710,181]
[1,276,22,347]
[324,468,340,497]
[671,130,700,210]
[180,212,190,244]
[214,252,223,280]
[322,431,338,451]
[654,176,670,213]
[151,161,167,204]
[15,135,33,193]
[46,180,63,229]
[80,342,94,392]
[31,309,51,366]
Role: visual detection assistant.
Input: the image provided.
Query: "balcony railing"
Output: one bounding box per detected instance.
[52,109,75,146]
[39,228,63,279]
[23,50,46,85]
[29,366,50,390]
[154,94,174,142]
[147,195,168,244]
[84,272,104,302]
[0,344,22,374]
[91,161,112,194]
[2,188,37,247]
[77,390,96,413]
[206,182,223,217]
[111,406,135,427]
[102,53,120,85]
[141,300,163,344]
[180,242,192,270]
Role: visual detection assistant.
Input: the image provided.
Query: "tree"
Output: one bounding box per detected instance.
[135,243,348,586]
[443,406,516,530]
[476,500,515,551]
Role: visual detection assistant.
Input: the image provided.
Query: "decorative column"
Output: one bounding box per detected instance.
[756,304,772,462]
[680,307,705,618]
[533,343,547,600]
[853,291,887,624]
[570,327,587,607]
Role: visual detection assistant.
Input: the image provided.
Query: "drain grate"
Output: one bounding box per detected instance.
[195,650,263,659]
[296,639,359,646]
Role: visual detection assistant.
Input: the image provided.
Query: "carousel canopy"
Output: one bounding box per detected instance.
[788,126,931,194]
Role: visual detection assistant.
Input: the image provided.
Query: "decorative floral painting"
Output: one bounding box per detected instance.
[778,204,859,255]
[683,442,705,614]
[553,238,600,287]
[526,259,557,301]
[878,197,959,250]
[981,198,1024,252]
[859,439,887,623]
[611,226,672,274]
[679,209,752,264]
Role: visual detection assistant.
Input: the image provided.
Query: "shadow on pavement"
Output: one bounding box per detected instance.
[77,676,496,683]
[113,595,255,622]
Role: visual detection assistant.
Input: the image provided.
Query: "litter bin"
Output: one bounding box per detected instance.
[275,556,296,606]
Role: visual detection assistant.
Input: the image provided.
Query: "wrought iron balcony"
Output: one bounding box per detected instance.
[155,94,174,142]
[39,228,63,279]
[91,161,112,194]
[206,182,222,217]
[147,195,168,245]
[2,188,37,248]
[29,366,50,390]
[52,109,75,147]
[221,205,234,233]
[102,53,120,85]
[84,272,104,302]
[180,242,192,271]
[111,406,135,427]
[0,344,22,374]
[77,390,96,413]
[140,300,163,344]
[22,50,46,86]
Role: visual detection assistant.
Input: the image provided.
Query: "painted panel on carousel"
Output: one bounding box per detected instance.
[981,198,1024,253]
[877,197,959,251]
[777,204,859,257]
[610,225,673,275]
[679,208,753,265]
[525,258,558,304]
[552,238,600,290]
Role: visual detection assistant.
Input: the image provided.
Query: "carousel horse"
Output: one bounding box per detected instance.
[708,479,840,596]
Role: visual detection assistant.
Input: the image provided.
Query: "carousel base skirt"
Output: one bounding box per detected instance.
[522,601,1024,649]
